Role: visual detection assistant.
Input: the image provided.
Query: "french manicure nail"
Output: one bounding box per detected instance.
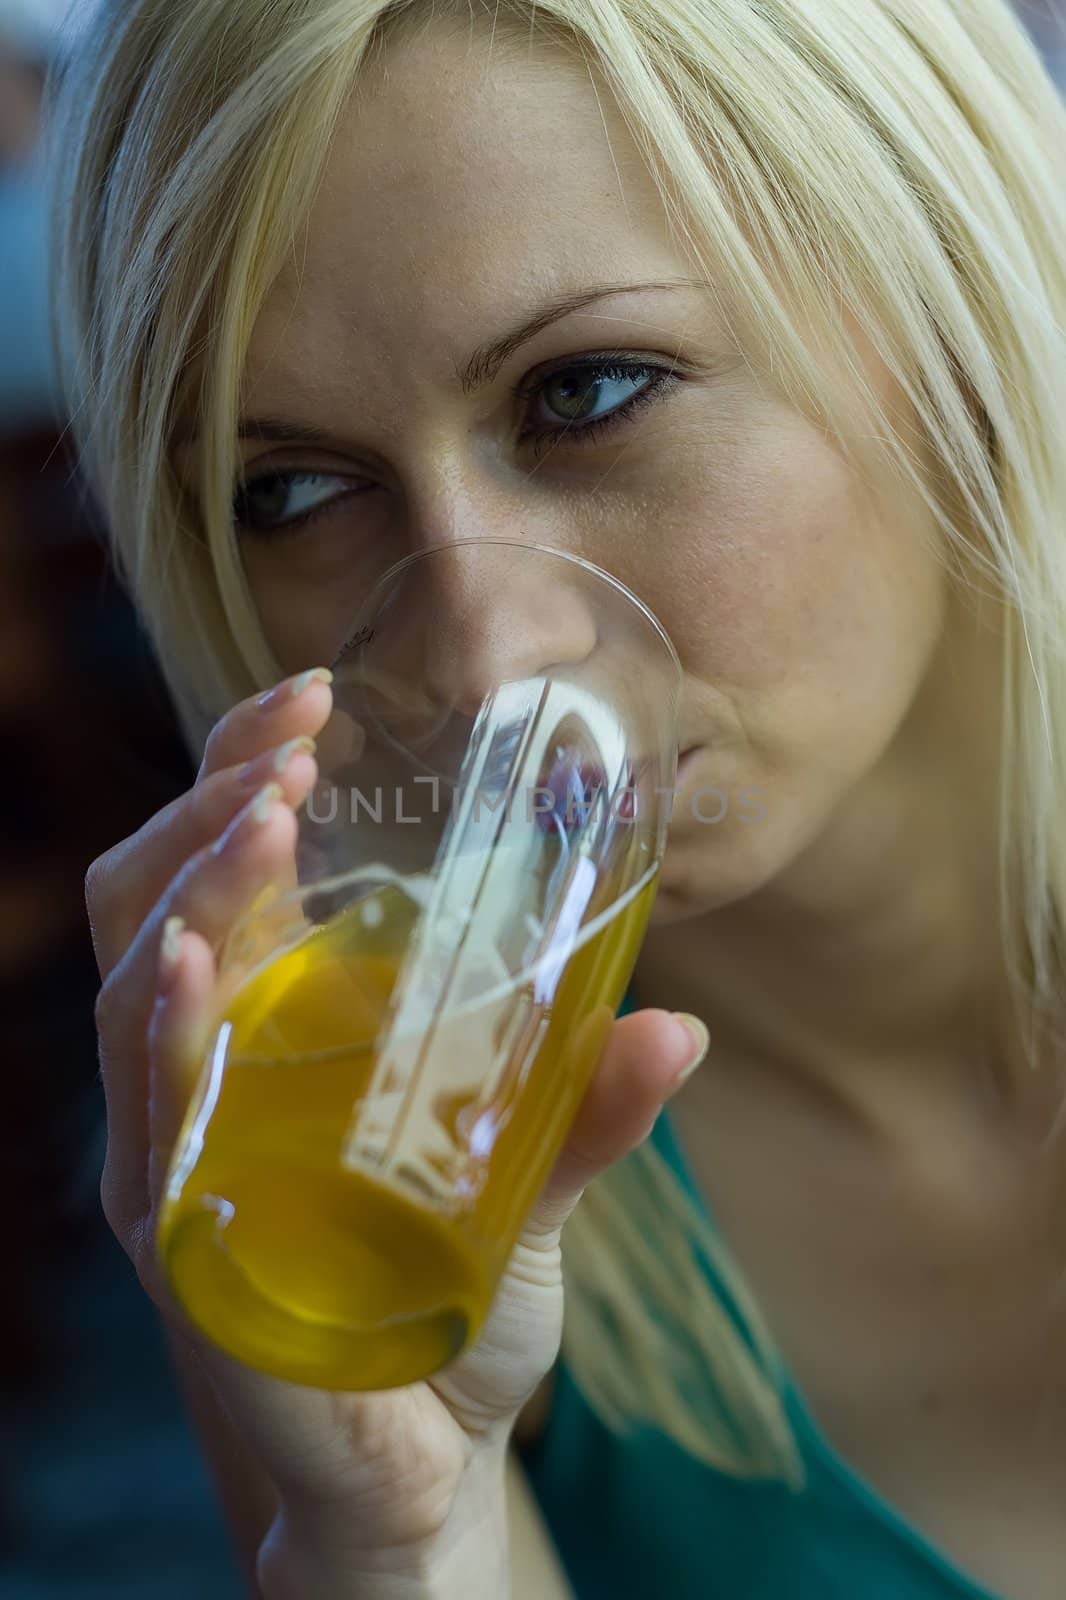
[238,737,315,788]
[251,781,283,823]
[671,1012,710,1085]
[214,783,282,854]
[273,735,317,774]
[158,915,185,995]
[256,668,332,711]
[257,680,287,711]
[290,667,333,698]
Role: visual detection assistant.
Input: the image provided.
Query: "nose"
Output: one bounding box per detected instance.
[385,539,599,718]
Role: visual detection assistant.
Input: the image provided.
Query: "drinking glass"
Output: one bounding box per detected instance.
[156,539,682,1389]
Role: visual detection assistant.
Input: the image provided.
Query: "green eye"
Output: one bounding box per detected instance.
[513,358,680,457]
[233,471,357,535]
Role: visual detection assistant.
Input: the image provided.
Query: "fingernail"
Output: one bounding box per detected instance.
[291,667,333,699]
[213,782,282,854]
[274,735,316,773]
[158,916,185,996]
[256,680,287,711]
[671,1013,710,1086]
[251,780,283,823]
[238,737,316,787]
[256,668,332,711]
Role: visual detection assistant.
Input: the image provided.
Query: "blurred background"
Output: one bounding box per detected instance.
[0,1,1061,1595]
[1,0,242,1593]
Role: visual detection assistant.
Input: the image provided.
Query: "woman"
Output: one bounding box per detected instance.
[46,0,1065,1595]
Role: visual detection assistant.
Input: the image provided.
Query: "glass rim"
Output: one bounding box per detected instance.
[339,537,684,684]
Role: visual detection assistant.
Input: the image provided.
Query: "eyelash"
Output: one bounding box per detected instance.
[511,356,679,458]
[233,356,681,539]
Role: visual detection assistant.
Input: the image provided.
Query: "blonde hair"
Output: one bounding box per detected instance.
[46,0,1066,1483]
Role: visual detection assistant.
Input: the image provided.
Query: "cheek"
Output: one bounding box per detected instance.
[243,548,364,675]
[635,403,946,787]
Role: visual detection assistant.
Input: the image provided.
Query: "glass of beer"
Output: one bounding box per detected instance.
[156,539,682,1390]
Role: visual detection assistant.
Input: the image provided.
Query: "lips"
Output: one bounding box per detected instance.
[536,752,645,831]
[675,747,702,783]
[534,750,604,834]
[531,743,704,835]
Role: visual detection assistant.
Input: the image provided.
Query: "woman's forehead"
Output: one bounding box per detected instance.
[240,16,906,450]
[254,23,678,325]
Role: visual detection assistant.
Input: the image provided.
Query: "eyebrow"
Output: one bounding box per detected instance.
[455,278,702,394]
[189,278,703,448]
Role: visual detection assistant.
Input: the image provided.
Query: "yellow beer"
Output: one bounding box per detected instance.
[157,866,659,1390]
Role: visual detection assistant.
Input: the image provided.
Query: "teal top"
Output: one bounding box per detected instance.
[522,995,999,1600]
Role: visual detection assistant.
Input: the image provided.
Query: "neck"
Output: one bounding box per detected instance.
[635,590,1050,1129]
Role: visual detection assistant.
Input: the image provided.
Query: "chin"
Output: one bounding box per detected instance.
[649,823,789,922]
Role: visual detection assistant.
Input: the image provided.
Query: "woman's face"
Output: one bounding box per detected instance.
[225,21,949,919]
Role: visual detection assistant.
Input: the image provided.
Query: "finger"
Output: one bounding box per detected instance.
[101,911,211,1279]
[522,1009,710,1241]
[120,921,218,1322]
[87,740,318,979]
[146,922,218,1213]
[87,660,331,977]
[196,668,334,783]
[105,783,298,1064]
[98,787,299,1237]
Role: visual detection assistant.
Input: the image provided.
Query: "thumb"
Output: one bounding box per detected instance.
[523,1008,710,1241]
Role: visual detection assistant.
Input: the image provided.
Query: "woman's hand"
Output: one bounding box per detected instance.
[86,668,709,1597]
